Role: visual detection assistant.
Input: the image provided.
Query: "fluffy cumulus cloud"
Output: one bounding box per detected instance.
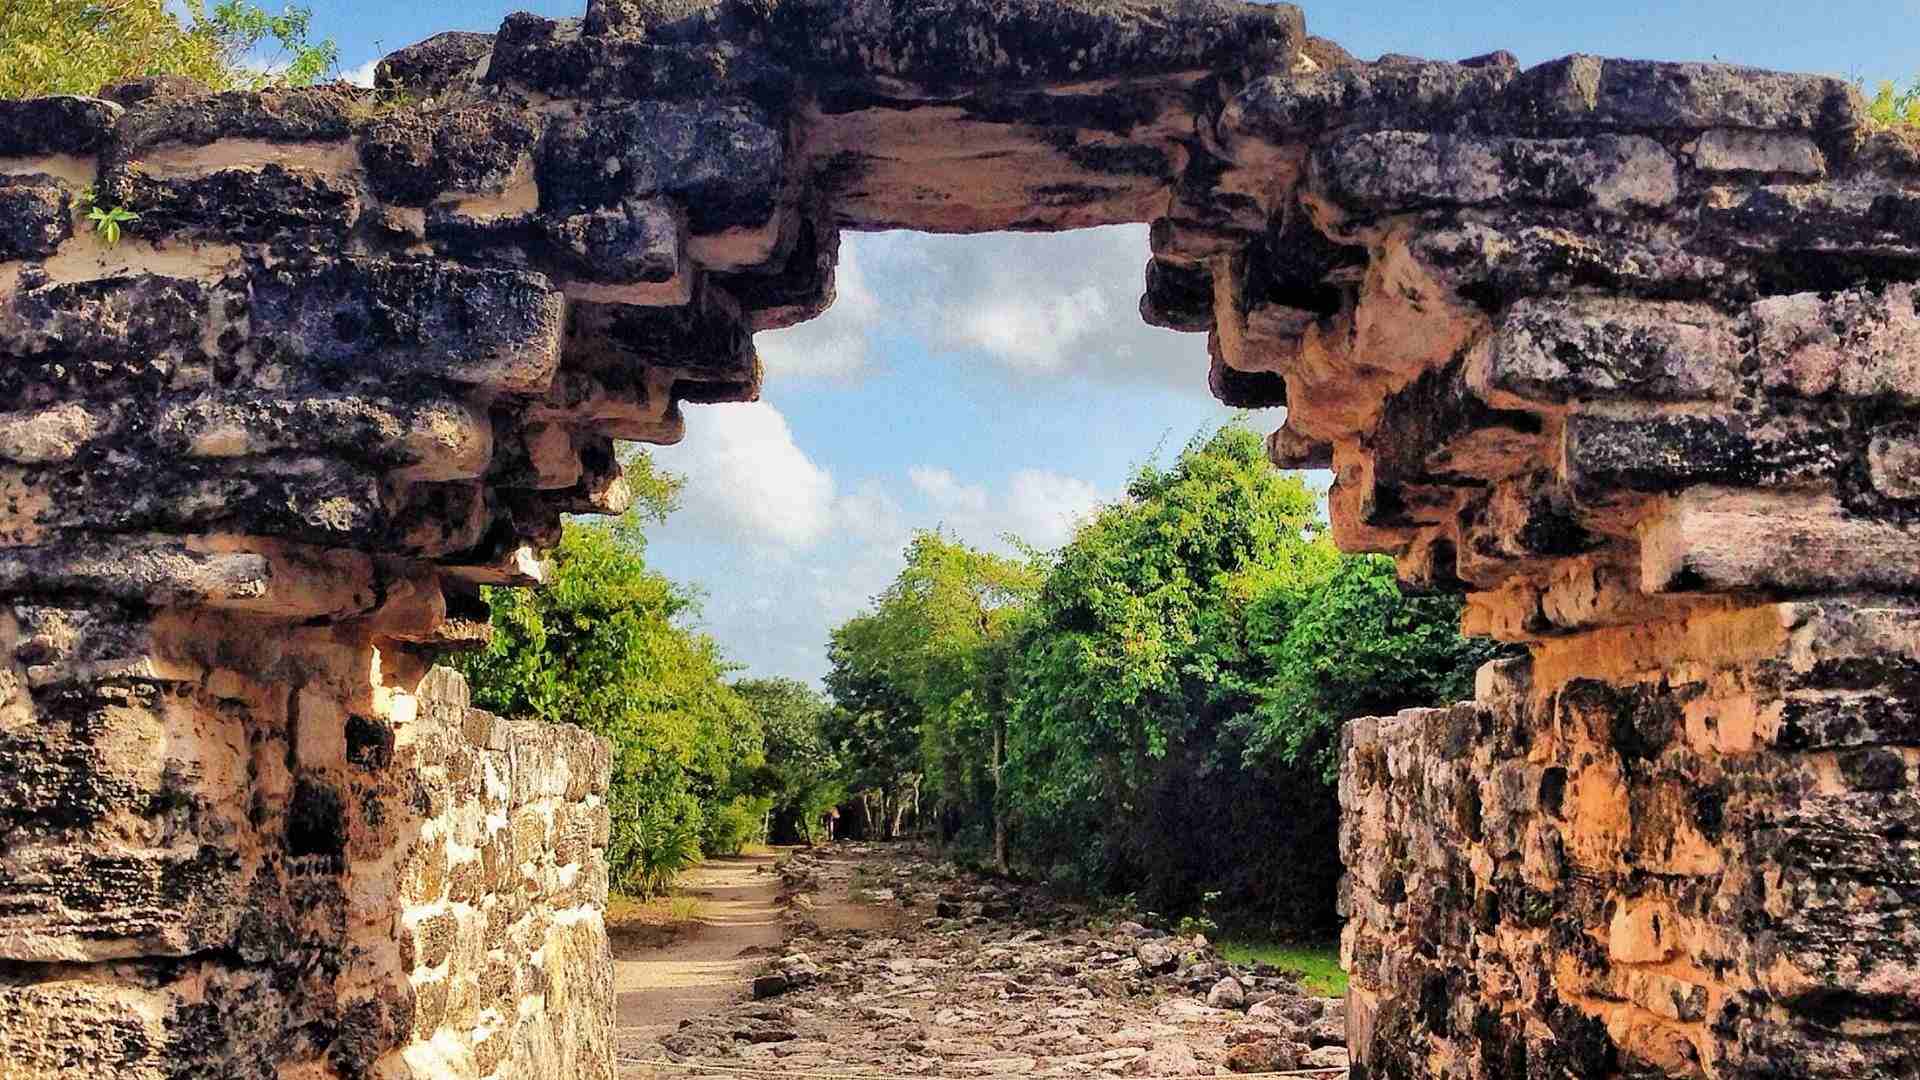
[645,413,1114,681]
[910,464,1106,552]
[907,466,990,514]
[655,402,835,549]
[344,58,379,87]
[1003,468,1106,548]
[752,225,1212,391]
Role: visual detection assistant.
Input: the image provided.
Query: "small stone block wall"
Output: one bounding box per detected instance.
[1341,603,1920,1079]
[397,667,614,1080]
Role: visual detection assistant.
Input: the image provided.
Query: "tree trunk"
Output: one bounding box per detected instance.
[991,715,1009,875]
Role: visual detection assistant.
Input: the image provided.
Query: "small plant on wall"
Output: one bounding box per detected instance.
[87,204,140,247]
[75,187,139,248]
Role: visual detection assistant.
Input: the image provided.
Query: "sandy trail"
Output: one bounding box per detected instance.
[613,847,906,1046]
[611,851,788,1044]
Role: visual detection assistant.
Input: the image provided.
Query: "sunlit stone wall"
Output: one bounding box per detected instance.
[3,1,1918,1075]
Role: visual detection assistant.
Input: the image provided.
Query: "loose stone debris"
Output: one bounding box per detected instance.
[625,844,1349,1079]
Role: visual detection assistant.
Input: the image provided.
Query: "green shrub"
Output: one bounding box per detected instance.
[459,452,766,898]
[705,795,773,855]
[1866,78,1920,129]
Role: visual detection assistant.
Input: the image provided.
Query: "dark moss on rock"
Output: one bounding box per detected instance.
[0,178,73,260]
[359,103,542,207]
[373,31,495,97]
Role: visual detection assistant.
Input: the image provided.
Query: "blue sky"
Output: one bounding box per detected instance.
[307,1,1920,682]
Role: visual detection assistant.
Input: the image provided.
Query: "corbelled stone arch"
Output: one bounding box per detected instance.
[1,1,1917,1077]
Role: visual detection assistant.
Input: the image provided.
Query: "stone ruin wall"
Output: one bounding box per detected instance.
[4,0,1920,1076]
[0,628,611,1080]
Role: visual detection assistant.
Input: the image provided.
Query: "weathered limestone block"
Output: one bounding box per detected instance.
[1344,604,1920,1079]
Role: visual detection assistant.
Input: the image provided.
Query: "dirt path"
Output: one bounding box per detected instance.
[612,851,787,1045]
[615,843,1350,1079]
[613,847,907,1055]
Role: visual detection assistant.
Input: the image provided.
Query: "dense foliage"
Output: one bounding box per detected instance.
[824,425,1500,933]
[822,533,1039,865]
[734,677,844,844]
[1,0,336,99]
[457,454,832,894]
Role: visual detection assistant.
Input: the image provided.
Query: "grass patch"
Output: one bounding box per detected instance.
[606,891,706,949]
[1216,936,1347,997]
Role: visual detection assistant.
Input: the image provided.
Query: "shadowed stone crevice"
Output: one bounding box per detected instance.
[3,0,1919,1077]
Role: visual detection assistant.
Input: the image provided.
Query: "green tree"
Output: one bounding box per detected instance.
[1004,422,1497,930]
[867,532,1040,870]
[735,677,843,844]
[1238,554,1508,781]
[1004,424,1336,912]
[457,450,764,895]
[1,0,337,99]
[821,610,927,840]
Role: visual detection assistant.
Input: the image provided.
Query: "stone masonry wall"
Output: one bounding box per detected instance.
[7,0,1920,1076]
[1342,605,1920,1078]
[0,619,610,1080]
[399,668,612,1080]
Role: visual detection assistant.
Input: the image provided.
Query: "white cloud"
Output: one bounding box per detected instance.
[1003,468,1105,548]
[644,426,1115,681]
[953,284,1110,373]
[908,465,989,514]
[872,224,1213,391]
[908,464,1107,553]
[836,479,909,545]
[754,243,882,380]
[749,225,1220,396]
[344,59,379,88]
[654,402,835,548]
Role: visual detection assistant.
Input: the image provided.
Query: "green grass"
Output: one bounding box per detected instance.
[1216,936,1347,997]
[607,891,705,930]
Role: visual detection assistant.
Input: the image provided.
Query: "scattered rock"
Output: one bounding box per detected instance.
[1129,1041,1206,1077]
[1224,1037,1307,1073]
[1134,940,1177,973]
[1207,976,1247,1010]
[647,843,1342,1078]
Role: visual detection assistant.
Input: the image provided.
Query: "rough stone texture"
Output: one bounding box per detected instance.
[4,0,1919,1076]
[0,635,609,1080]
[1343,608,1920,1079]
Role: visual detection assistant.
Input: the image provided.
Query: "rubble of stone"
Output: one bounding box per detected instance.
[7,0,1920,1076]
[641,844,1350,1077]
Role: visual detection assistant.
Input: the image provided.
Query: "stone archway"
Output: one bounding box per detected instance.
[2,2,1916,1077]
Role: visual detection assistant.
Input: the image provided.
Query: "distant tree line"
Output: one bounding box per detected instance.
[821,425,1503,934]
[456,426,1499,929]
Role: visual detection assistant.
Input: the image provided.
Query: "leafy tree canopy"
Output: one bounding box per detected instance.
[2,0,338,99]
[457,449,758,895]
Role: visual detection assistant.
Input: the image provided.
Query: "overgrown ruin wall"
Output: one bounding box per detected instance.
[3,0,1920,1076]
